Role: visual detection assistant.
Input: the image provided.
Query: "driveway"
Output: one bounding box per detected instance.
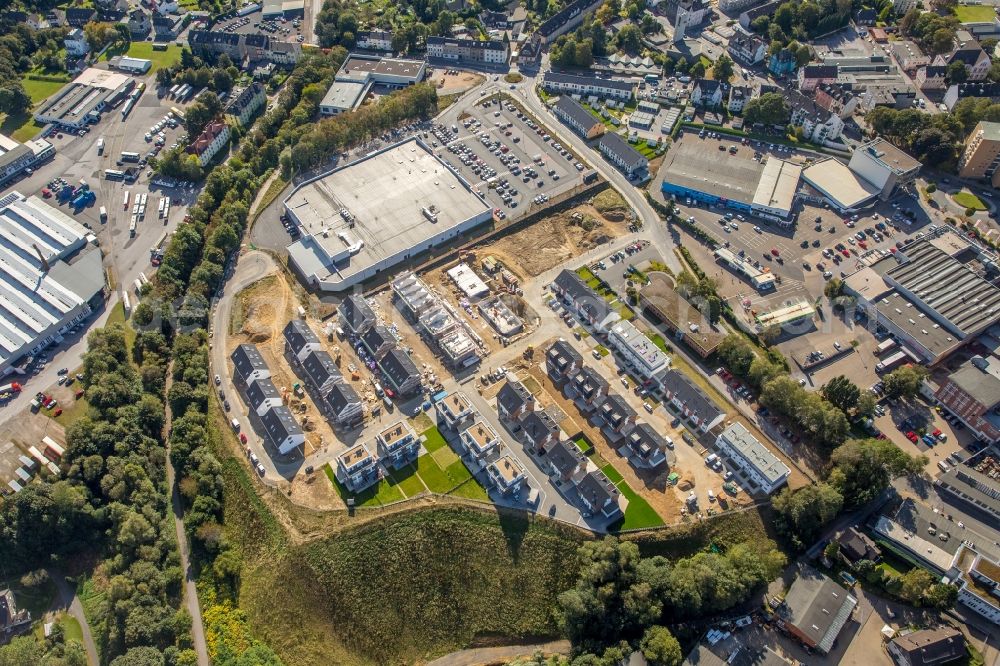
[48,569,99,666]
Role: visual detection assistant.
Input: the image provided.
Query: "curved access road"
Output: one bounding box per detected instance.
[48,569,100,666]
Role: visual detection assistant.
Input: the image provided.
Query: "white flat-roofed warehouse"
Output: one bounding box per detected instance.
[285,138,492,292]
[0,191,104,377]
[751,158,802,221]
[801,158,880,212]
[34,68,135,129]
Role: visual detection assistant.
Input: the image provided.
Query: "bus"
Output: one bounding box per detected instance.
[169,84,180,98]
[122,292,130,315]
[170,106,185,121]
[129,216,137,237]
[120,151,140,163]
[99,206,107,222]
[105,169,125,180]
[96,137,105,155]
[123,191,130,210]
[157,197,165,216]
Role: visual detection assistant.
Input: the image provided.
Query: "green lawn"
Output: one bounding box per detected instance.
[612,479,666,530]
[953,191,987,211]
[325,464,405,507]
[52,392,91,428]
[21,77,69,104]
[388,464,427,498]
[955,4,996,22]
[574,436,594,454]
[600,463,624,484]
[102,42,182,73]
[421,426,448,453]
[60,614,83,643]
[416,453,454,493]
[595,344,610,357]
[449,478,490,500]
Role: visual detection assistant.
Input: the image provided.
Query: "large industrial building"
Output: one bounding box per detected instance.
[659,133,801,223]
[319,54,426,116]
[284,138,492,292]
[34,68,136,129]
[0,191,105,378]
[844,233,1000,364]
[801,139,921,212]
[801,158,881,212]
[0,133,54,188]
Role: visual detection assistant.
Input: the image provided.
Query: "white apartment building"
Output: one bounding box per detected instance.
[607,320,670,380]
[715,422,790,494]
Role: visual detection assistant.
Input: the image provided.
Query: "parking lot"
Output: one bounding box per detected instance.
[14,77,199,306]
[433,94,586,218]
[212,9,305,44]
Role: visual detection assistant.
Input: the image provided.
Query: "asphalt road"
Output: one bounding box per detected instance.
[48,569,99,666]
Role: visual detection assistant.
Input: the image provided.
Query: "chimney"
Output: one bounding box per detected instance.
[32,244,49,272]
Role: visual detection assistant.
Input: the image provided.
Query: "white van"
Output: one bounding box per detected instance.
[230,418,240,431]
[705,453,719,466]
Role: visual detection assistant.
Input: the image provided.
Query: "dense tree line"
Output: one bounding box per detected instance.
[156,50,239,96]
[558,538,785,660]
[774,438,925,549]
[899,9,959,56]
[865,106,965,169]
[0,22,69,116]
[0,618,88,665]
[283,82,438,174]
[744,92,791,127]
[748,0,851,49]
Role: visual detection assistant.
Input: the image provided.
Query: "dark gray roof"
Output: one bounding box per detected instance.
[359,29,392,40]
[951,81,1000,100]
[836,526,880,563]
[380,348,419,390]
[682,643,792,666]
[547,339,582,374]
[521,410,559,443]
[950,45,987,67]
[283,319,319,356]
[695,78,722,95]
[889,628,965,666]
[600,393,636,427]
[538,0,601,37]
[497,379,533,414]
[598,132,647,169]
[260,405,303,442]
[802,64,838,79]
[741,0,781,21]
[573,365,608,400]
[230,344,268,381]
[779,565,857,654]
[361,324,394,354]
[325,381,361,416]
[226,83,264,115]
[244,33,269,48]
[661,369,725,425]
[577,470,620,509]
[66,7,94,22]
[547,439,586,475]
[886,240,1000,336]
[555,95,602,133]
[341,294,376,332]
[544,71,635,92]
[626,422,672,461]
[300,349,341,388]
[245,377,280,412]
[923,64,948,77]
[554,269,592,302]
[189,29,241,47]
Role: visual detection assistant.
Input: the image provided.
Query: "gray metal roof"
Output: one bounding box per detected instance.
[260,405,303,442]
[887,240,1000,337]
[598,131,647,169]
[554,95,601,133]
[230,344,268,382]
[543,70,635,92]
[661,369,725,425]
[497,379,533,415]
[283,319,318,356]
[245,377,280,412]
[340,295,375,332]
[379,348,419,390]
[717,422,789,486]
[300,349,340,388]
[779,565,857,654]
